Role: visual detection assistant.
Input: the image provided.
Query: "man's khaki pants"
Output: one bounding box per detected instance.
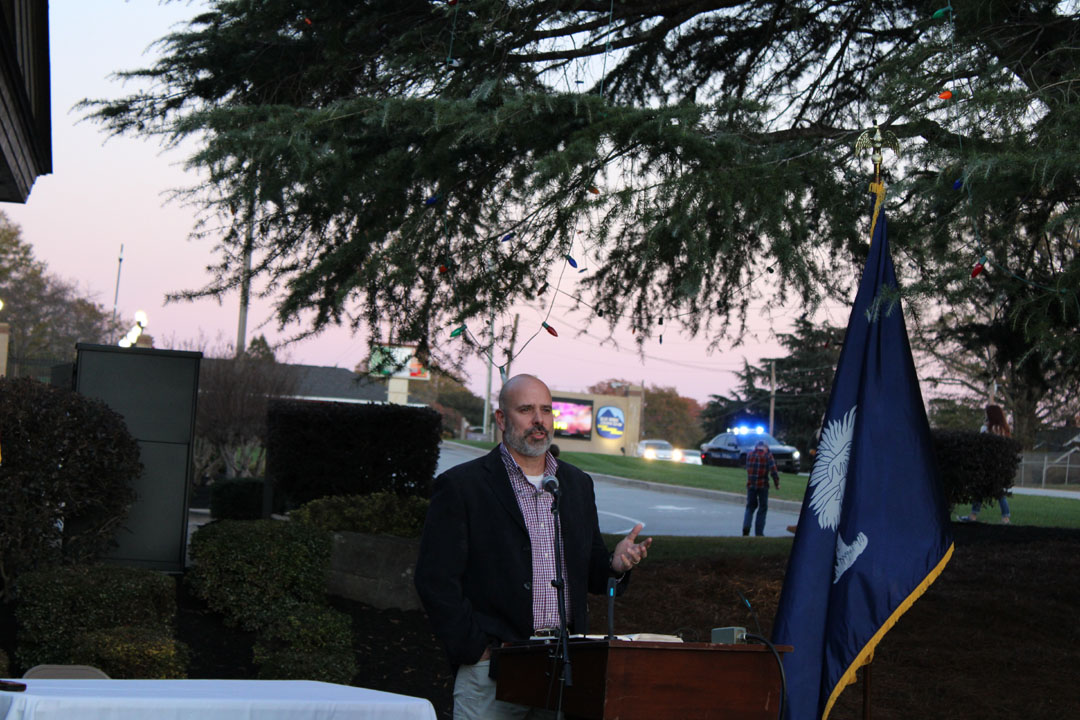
[453,660,560,720]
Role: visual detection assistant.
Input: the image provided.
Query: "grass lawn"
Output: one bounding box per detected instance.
[952,493,1080,529]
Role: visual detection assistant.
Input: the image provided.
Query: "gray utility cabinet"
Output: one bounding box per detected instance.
[64,343,202,572]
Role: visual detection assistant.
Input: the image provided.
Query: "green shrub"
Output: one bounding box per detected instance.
[267,400,441,510]
[210,478,265,520]
[15,565,176,669]
[0,378,142,600]
[186,519,332,631]
[70,625,189,679]
[931,430,1022,506]
[252,602,357,683]
[292,492,430,538]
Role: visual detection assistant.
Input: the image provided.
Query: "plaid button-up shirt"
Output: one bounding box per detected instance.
[746,447,779,488]
[499,443,570,633]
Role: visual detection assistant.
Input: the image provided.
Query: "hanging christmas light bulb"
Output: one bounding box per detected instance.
[450,326,466,338]
[659,334,664,345]
[932,6,950,19]
[542,322,558,337]
[938,90,953,100]
[425,195,440,206]
[971,256,987,278]
[501,232,515,242]
[587,186,600,195]
[953,178,964,190]
[566,255,578,268]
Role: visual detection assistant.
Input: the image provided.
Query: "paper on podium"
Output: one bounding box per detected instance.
[566,633,684,642]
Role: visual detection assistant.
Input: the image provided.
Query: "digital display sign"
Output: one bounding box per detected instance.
[552,398,593,440]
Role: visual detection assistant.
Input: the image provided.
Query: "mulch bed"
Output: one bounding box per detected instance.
[174,522,1080,719]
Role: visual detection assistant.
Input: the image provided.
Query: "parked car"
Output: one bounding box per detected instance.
[700,428,801,473]
[678,450,702,465]
[636,439,683,463]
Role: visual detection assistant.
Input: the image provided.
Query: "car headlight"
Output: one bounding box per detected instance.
[793,450,801,460]
[644,448,656,459]
[672,449,683,462]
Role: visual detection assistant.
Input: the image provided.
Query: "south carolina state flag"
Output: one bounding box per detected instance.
[771,200,954,720]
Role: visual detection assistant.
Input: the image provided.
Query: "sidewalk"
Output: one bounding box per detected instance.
[1009,486,1080,499]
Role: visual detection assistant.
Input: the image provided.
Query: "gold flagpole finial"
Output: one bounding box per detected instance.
[855,126,901,240]
[854,125,901,185]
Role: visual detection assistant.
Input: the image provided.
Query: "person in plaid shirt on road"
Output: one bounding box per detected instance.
[742,440,780,536]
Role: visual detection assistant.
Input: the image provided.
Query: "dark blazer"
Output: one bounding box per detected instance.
[415,447,626,666]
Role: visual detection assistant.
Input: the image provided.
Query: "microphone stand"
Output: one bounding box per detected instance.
[548,486,572,717]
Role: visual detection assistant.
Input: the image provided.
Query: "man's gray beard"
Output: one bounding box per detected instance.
[504,425,552,458]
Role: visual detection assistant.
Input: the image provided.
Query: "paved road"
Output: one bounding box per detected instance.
[437,442,801,537]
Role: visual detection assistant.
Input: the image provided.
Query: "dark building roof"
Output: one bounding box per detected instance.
[0,1,51,202]
[283,363,388,404]
[1034,427,1080,452]
[198,358,389,404]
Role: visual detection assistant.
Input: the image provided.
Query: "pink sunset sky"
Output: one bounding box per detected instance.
[2,1,856,406]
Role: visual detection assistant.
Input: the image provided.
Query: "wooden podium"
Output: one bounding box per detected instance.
[495,638,789,719]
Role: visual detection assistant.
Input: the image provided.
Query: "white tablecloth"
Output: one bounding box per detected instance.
[0,679,437,720]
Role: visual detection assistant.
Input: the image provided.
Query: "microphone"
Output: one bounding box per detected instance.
[607,577,617,640]
[542,475,560,496]
[737,590,764,638]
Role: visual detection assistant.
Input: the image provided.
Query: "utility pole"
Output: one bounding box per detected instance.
[503,314,519,379]
[236,196,255,357]
[482,304,495,440]
[769,360,776,435]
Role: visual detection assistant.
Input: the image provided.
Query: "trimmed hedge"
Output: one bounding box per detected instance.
[186,520,332,631]
[15,565,177,670]
[267,400,441,510]
[252,602,357,683]
[210,478,264,520]
[931,429,1022,507]
[70,625,189,679]
[0,377,142,600]
[292,492,430,538]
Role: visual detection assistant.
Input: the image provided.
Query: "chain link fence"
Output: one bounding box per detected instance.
[1015,449,1080,488]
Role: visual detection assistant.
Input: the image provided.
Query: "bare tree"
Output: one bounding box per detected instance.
[195,337,299,480]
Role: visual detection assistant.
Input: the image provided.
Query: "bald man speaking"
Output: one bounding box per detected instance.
[416,374,652,719]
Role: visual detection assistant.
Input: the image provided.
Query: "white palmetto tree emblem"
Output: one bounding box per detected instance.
[809,406,857,530]
[809,405,867,583]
